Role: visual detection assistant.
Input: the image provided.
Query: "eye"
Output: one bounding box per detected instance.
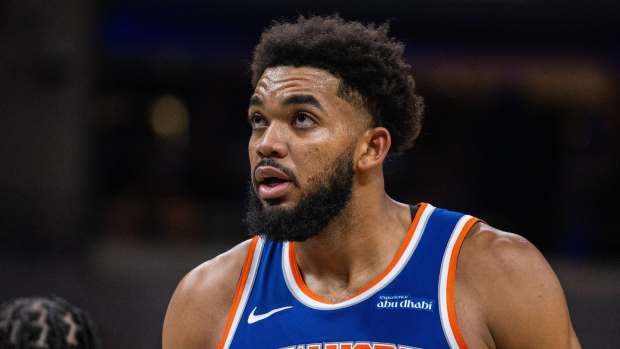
[249,113,268,129]
[293,112,316,128]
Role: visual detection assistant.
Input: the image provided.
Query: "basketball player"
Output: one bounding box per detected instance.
[163,16,581,349]
[0,296,102,349]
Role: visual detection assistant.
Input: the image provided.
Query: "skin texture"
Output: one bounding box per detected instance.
[162,66,581,349]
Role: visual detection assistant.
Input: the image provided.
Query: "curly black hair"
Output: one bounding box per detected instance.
[0,296,102,349]
[251,15,424,154]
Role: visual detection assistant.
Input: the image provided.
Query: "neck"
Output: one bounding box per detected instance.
[292,177,413,302]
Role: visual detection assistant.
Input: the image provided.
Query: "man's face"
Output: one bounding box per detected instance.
[245,66,369,241]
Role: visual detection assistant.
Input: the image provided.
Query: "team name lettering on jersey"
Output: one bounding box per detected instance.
[280,342,422,349]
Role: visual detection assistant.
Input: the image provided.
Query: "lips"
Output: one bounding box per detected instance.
[255,166,294,200]
[255,166,290,183]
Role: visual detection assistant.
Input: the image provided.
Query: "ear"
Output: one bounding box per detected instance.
[355,127,391,171]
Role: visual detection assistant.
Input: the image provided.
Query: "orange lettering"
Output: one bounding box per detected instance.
[374,344,397,349]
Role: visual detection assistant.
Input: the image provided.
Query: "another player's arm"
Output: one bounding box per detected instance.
[162,240,251,349]
[458,223,581,349]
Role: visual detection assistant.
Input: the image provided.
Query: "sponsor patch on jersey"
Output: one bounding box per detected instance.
[375,295,434,312]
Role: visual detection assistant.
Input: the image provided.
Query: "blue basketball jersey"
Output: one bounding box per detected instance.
[218,203,479,349]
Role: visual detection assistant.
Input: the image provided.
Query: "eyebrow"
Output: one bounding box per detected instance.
[249,95,263,107]
[282,94,324,111]
[248,94,324,111]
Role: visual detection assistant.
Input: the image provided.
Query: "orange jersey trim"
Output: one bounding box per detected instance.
[288,203,429,304]
[447,217,479,349]
[217,236,260,349]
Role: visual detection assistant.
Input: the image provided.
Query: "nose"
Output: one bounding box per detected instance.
[255,122,289,159]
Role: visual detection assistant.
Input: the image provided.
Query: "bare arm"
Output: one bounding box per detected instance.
[162,240,251,349]
[458,223,581,349]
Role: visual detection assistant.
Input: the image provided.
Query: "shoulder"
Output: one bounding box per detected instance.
[456,222,580,349]
[459,221,542,279]
[458,222,559,300]
[162,238,257,349]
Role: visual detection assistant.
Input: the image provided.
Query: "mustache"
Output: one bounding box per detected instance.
[253,158,299,186]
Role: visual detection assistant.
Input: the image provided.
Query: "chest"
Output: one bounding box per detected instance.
[220,205,481,349]
[237,283,446,348]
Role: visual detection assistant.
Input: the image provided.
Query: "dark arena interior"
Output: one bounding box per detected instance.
[0,1,618,348]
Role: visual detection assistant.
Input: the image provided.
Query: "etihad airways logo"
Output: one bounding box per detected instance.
[280,343,421,349]
[376,295,434,311]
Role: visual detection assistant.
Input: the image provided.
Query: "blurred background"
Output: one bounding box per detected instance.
[1,0,618,347]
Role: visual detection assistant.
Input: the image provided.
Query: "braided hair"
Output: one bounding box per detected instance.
[0,296,102,349]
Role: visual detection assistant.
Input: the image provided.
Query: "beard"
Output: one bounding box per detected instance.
[244,148,355,242]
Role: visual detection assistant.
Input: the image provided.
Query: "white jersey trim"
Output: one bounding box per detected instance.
[438,215,473,349]
[282,204,435,310]
[221,236,265,349]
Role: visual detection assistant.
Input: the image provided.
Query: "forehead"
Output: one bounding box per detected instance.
[253,66,340,99]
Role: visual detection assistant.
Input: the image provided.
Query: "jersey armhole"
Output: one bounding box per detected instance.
[440,216,480,349]
[217,236,262,349]
[409,204,419,221]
